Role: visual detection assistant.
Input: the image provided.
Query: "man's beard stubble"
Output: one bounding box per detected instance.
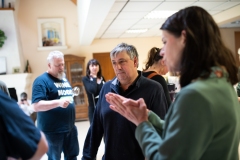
[57,72,66,80]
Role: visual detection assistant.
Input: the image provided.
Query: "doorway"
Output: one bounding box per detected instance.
[93,52,115,81]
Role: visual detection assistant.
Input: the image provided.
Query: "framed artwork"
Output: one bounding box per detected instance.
[13,67,20,74]
[37,18,68,51]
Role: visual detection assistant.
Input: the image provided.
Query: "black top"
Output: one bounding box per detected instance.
[32,72,75,133]
[82,76,105,108]
[142,71,172,108]
[0,90,41,159]
[82,71,168,160]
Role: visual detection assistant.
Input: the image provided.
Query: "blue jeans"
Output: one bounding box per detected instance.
[45,126,79,160]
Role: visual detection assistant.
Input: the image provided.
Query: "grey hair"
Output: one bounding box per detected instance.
[47,51,64,63]
[110,43,139,64]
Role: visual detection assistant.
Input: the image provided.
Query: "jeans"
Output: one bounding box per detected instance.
[45,126,79,160]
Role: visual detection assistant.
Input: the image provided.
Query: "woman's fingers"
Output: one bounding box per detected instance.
[111,95,128,114]
[122,98,139,108]
[109,104,125,116]
[107,94,148,126]
[138,98,147,109]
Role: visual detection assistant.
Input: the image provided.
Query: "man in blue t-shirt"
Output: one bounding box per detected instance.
[32,51,79,159]
[0,90,48,159]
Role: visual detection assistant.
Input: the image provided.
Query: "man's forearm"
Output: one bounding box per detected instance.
[32,100,61,111]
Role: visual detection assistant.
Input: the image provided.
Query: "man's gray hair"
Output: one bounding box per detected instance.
[47,51,64,63]
[110,43,139,63]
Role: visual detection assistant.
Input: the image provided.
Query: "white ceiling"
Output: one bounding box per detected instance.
[77,0,240,45]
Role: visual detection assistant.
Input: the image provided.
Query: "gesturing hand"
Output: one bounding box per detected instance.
[105,93,148,126]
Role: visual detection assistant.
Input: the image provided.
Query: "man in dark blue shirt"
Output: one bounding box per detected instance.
[0,90,48,159]
[82,43,168,160]
[32,51,79,159]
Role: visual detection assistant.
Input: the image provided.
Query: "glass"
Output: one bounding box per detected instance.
[72,86,80,97]
[73,85,86,105]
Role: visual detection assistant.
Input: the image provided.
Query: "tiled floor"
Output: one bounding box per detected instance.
[40,120,240,160]
[40,120,104,160]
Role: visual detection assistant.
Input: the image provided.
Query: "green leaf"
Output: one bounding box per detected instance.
[0,29,7,48]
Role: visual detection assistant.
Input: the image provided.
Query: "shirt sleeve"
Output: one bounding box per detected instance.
[135,89,213,160]
[82,88,104,160]
[152,75,172,108]
[148,83,168,120]
[147,111,165,136]
[32,79,47,103]
[0,92,41,159]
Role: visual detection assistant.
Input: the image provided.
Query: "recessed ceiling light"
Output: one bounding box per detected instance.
[231,20,240,24]
[144,10,177,19]
[126,29,148,33]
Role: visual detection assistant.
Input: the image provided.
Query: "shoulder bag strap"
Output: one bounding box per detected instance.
[147,72,158,79]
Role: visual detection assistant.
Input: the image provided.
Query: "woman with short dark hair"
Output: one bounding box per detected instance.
[82,59,105,124]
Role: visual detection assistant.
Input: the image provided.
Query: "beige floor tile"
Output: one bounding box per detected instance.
[41,120,104,160]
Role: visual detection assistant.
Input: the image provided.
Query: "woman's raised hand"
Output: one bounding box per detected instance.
[105,93,148,126]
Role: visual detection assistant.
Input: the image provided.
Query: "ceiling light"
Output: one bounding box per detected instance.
[144,10,177,19]
[126,29,148,33]
[231,20,240,24]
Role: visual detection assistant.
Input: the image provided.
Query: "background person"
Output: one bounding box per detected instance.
[82,59,105,124]
[142,47,171,108]
[32,50,79,160]
[106,6,240,160]
[18,92,36,123]
[0,90,48,159]
[82,43,168,160]
[0,80,10,96]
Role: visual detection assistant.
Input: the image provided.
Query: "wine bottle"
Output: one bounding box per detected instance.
[24,60,29,73]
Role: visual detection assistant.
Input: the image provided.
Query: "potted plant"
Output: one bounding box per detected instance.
[0,29,7,48]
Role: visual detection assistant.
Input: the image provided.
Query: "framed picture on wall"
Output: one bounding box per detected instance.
[12,67,20,74]
[37,18,68,51]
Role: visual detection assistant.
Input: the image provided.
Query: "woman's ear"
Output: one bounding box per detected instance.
[181,30,186,44]
[160,59,165,66]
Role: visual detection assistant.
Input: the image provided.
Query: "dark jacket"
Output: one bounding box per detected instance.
[82,76,105,108]
[82,72,168,160]
[142,71,172,108]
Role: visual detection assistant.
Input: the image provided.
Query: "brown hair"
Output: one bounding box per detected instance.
[160,6,238,87]
[86,59,103,79]
[143,47,163,71]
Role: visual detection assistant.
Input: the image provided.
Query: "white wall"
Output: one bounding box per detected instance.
[0,10,25,74]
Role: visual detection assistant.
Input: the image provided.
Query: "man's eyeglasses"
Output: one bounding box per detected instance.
[54,64,64,68]
[21,99,27,102]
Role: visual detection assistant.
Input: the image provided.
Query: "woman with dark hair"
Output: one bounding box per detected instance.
[106,6,240,160]
[82,59,105,124]
[142,47,171,108]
